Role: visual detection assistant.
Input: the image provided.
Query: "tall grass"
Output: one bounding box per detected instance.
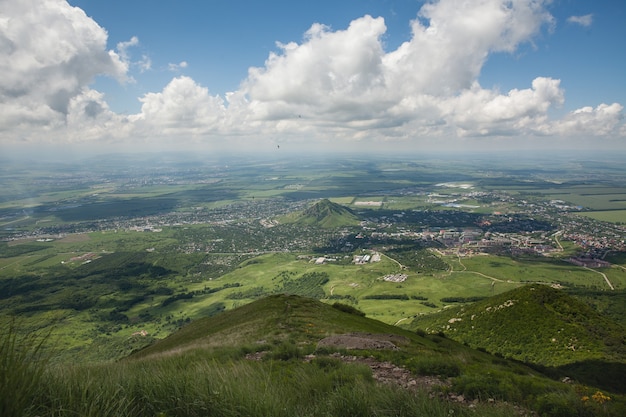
[0,320,50,417]
[2,329,623,417]
[24,349,528,417]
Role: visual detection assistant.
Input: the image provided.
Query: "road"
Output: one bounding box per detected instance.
[583,266,615,290]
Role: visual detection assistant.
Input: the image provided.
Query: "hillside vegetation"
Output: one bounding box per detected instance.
[4,294,625,417]
[409,284,626,392]
[281,198,361,228]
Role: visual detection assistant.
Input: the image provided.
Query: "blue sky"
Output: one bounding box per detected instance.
[1,0,625,156]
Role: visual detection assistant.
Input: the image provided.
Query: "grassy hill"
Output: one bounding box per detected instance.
[129,293,417,359]
[5,294,625,417]
[408,284,626,392]
[280,198,361,228]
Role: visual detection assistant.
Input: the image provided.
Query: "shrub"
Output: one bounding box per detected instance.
[535,392,580,417]
[268,341,302,361]
[407,356,461,378]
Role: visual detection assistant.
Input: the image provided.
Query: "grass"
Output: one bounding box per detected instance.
[33,355,510,417]
[409,284,626,375]
[3,295,625,417]
[4,233,619,364]
[0,320,50,417]
[576,210,626,224]
[451,254,613,289]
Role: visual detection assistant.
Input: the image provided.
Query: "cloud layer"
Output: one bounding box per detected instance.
[1,0,623,152]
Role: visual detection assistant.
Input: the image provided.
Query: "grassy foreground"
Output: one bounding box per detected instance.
[2,295,625,417]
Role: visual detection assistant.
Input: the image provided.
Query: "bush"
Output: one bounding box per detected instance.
[453,373,508,401]
[535,392,581,417]
[268,341,302,361]
[407,356,461,378]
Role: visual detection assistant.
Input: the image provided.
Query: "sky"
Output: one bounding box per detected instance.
[1,0,625,158]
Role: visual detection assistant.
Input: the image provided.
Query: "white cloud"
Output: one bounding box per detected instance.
[443,77,564,136]
[0,0,623,153]
[241,0,562,140]
[117,36,151,74]
[137,55,152,73]
[133,76,226,135]
[245,16,388,119]
[116,36,139,63]
[168,61,188,72]
[551,103,624,136]
[0,0,128,127]
[383,0,554,96]
[567,14,593,27]
[65,88,133,142]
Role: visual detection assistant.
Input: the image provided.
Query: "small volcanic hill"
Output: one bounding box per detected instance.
[284,198,360,228]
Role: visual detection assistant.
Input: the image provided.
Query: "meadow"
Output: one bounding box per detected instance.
[577,210,626,224]
[3,224,622,363]
[3,295,624,417]
[1,152,625,364]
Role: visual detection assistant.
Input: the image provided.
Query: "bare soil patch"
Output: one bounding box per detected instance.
[57,233,90,243]
[316,332,409,351]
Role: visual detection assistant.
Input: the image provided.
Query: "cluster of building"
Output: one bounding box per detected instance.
[353,252,381,264]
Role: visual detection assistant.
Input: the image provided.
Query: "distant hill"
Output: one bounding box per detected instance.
[280,198,360,228]
[409,284,626,392]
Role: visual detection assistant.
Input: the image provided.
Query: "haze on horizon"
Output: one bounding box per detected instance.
[1,0,625,159]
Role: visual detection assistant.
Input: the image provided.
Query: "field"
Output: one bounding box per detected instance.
[1,152,626,362]
[577,210,626,224]
[3,225,622,363]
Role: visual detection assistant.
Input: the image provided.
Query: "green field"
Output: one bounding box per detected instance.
[2,153,626,365]
[576,210,626,223]
[3,225,621,363]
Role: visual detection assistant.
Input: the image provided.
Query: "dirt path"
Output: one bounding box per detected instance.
[583,266,615,290]
[551,230,564,251]
[455,270,507,283]
[394,317,410,326]
[380,252,405,270]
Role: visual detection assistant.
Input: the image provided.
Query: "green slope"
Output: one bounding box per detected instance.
[124,294,626,412]
[15,293,598,417]
[409,284,626,391]
[130,294,432,359]
[281,198,360,228]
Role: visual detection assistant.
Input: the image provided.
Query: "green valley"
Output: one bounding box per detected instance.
[1,152,626,416]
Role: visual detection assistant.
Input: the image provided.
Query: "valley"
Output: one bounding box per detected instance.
[2,151,626,416]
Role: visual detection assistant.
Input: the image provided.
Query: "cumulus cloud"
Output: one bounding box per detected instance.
[383,0,554,96]
[551,103,624,136]
[133,76,226,135]
[446,77,565,136]
[245,16,388,121]
[116,36,139,63]
[0,0,128,130]
[0,0,623,152]
[241,0,561,139]
[567,14,593,27]
[65,89,133,142]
